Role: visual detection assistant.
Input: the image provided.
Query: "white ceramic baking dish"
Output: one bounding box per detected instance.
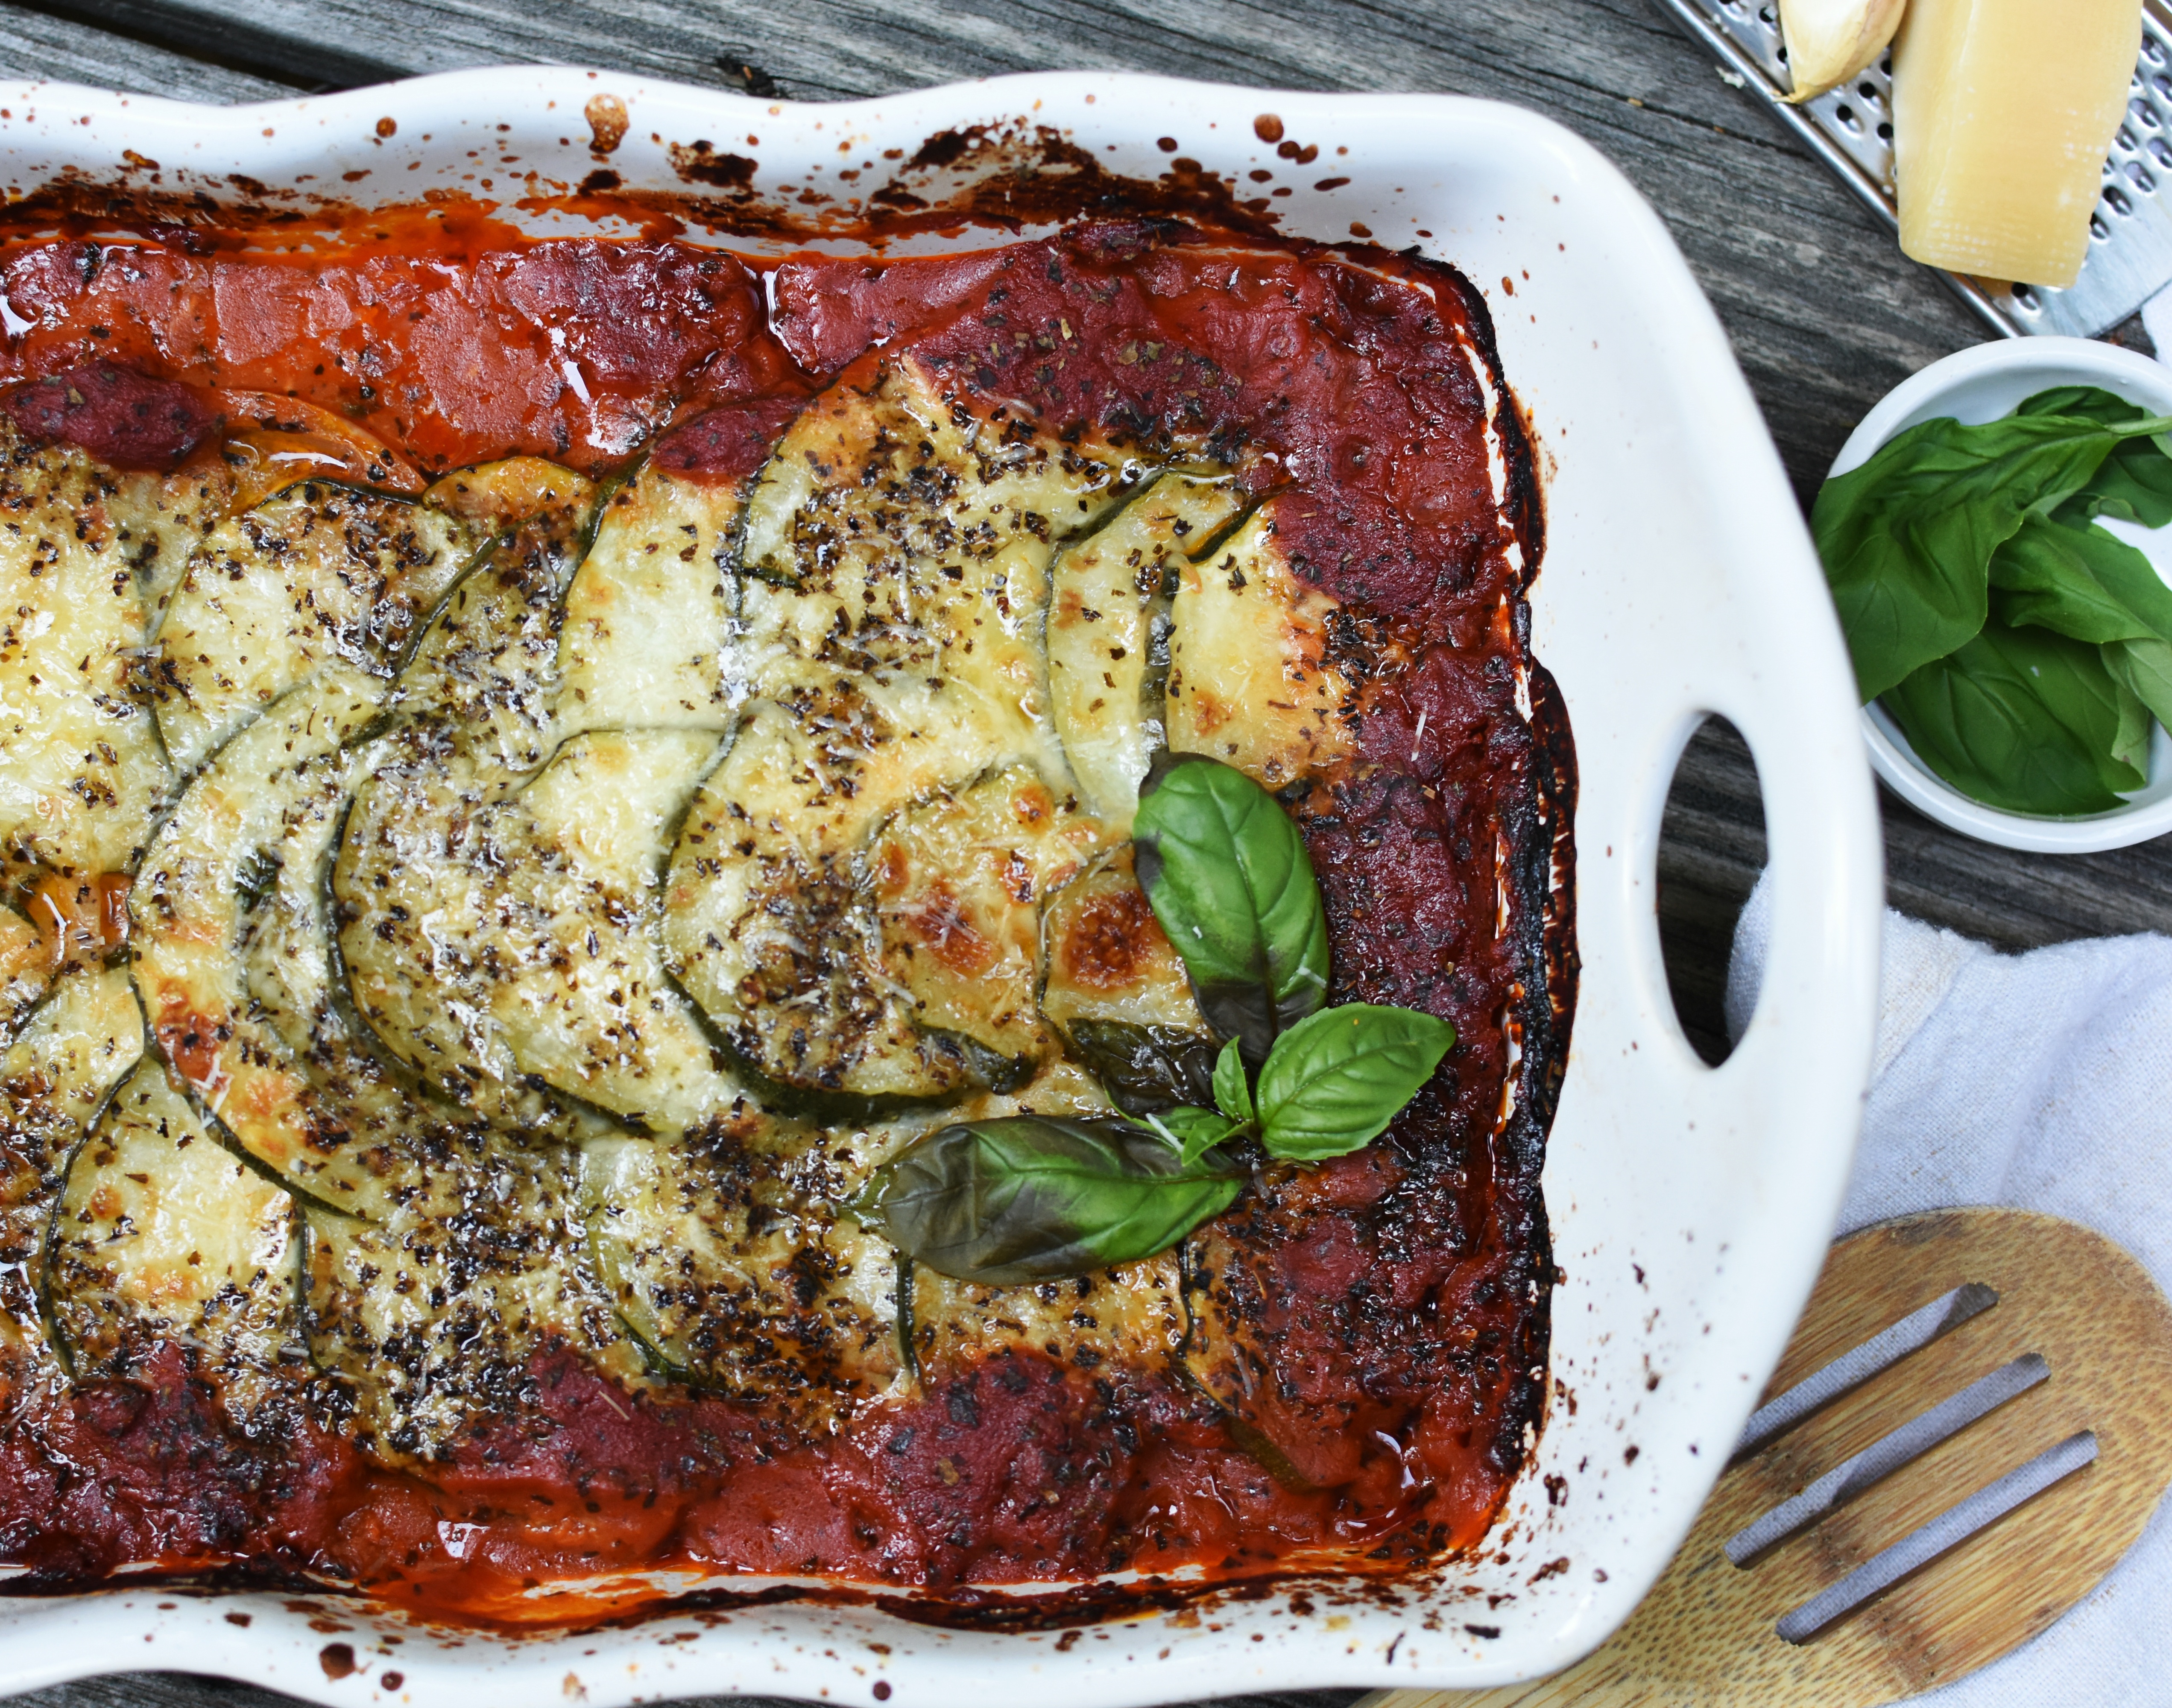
[0,67,1883,1706]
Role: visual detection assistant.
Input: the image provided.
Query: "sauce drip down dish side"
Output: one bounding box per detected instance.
[0,190,1572,1628]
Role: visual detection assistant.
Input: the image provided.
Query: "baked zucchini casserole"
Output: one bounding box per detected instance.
[0,206,1570,1621]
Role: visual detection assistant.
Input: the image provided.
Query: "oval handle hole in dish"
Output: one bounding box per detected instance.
[1657,715,1767,1065]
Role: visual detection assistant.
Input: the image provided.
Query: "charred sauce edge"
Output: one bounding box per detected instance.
[0,1561,1416,1639]
[1433,250,1575,1500]
[0,120,1287,251]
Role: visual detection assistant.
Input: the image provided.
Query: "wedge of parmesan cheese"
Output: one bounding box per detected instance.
[1894,0,2143,288]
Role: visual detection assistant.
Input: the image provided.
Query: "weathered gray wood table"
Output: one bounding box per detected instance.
[0,0,2155,1702]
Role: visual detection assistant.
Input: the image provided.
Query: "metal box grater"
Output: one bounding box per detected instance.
[1655,0,2172,339]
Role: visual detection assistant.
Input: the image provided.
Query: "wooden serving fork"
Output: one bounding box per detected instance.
[1360,1207,2172,1708]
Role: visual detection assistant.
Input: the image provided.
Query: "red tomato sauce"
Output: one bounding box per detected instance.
[0,202,1569,1627]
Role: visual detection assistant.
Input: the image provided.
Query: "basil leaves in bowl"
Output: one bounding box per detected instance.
[1818,336,2172,853]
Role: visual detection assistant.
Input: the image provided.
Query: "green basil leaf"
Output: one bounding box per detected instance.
[2016,386,2145,428]
[1988,513,2172,645]
[2060,445,2172,529]
[857,1115,1243,1284]
[2059,528,2172,645]
[234,847,283,913]
[2022,387,2172,529]
[1057,1018,1220,1116]
[1882,624,2143,815]
[1133,752,1330,1068]
[1253,1003,1455,1162]
[1973,623,2147,797]
[1135,1103,1249,1168]
[1212,1036,1254,1126]
[2104,635,2172,730]
[2113,671,2154,778]
[1812,411,2169,701]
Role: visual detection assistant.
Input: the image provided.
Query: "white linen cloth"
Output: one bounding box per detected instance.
[1725,876,2172,1707]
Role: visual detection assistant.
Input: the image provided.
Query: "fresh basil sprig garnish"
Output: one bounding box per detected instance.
[1132,752,1328,1069]
[855,1115,1244,1285]
[1815,386,2172,816]
[1141,1007,1454,1165]
[861,757,1457,1286]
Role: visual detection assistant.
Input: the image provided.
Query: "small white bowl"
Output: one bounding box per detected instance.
[1833,336,2172,853]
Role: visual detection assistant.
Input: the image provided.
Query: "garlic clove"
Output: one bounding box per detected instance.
[1779,0,1909,102]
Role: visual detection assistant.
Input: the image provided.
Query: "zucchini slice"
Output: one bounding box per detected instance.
[908,1253,1189,1379]
[1038,845,1219,1114]
[333,480,737,1131]
[422,456,599,547]
[1179,1219,1360,1491]
[45,1059,301,1415]
[303,1140,629,1465]
[0,964,145,1381]
[152,480,486,774]
[344,494,588,786]
[1047,471,1244,826]
[335,728,738,1136]
[582,1126,901,1418]
[559,457,746,736]
[505,730,736,1129]
[235,746,358,1070]
[872,762,1105,1085]
[0,905,51,1046]
[875,1053,1188,1373]
[0,964,146,1159]
[662,698,971,1108]
[736,356,1127,779]
[1165,497,1356,789]
[332,506,603,1129]
[0,430,223,885]
[666,358,1134,1105]
[741,352,1124,586]
[133,665,432,1215]
[219,684,589,1178]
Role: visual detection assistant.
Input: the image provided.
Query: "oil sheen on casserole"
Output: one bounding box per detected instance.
[0,203,1571,1624]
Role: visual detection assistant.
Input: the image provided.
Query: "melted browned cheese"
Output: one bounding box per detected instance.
[0,210,1565,1623]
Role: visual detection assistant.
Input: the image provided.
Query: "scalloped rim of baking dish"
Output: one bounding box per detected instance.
[0,65,1882,1706]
